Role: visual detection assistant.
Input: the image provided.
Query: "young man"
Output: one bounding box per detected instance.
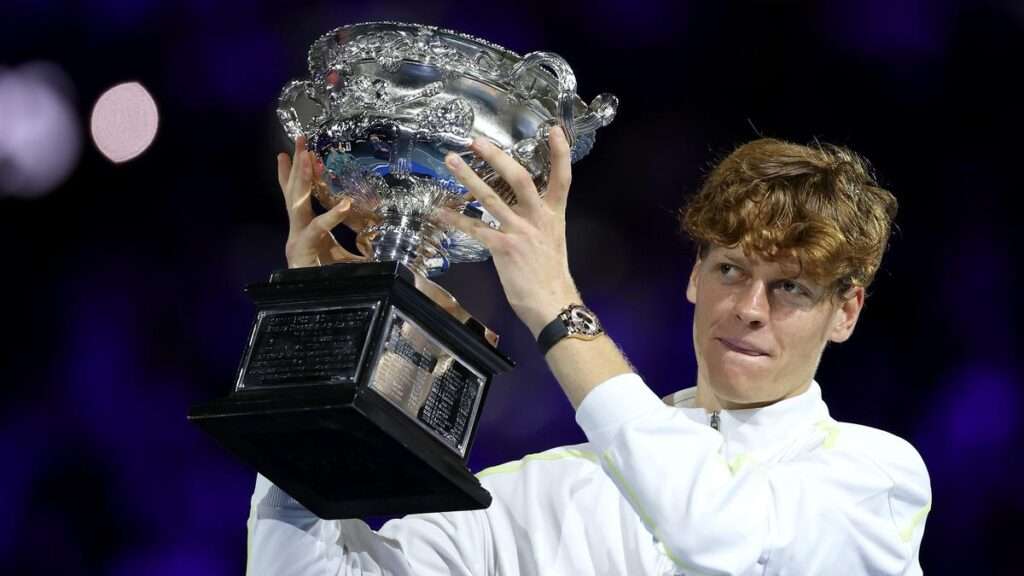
[249,130,930,574]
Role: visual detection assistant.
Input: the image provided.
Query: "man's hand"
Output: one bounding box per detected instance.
[440,126,632,408]
[439,127,580,337]
[277,136,365,269]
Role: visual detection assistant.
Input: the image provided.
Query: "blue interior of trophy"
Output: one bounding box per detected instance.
[320,144,479,277]
[321,146,468,198]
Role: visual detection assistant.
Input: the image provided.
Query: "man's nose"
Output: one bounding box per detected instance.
[734,281,769,327]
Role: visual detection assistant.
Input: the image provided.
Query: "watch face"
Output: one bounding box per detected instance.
[566,306,602,336]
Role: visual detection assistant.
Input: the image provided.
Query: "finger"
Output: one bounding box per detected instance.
[310,198,364,265]
[324,242,368,263]
[301,197,352,244]
[545,126,573,210]
[445,152,521,229]
[435,207,503,248]
[279,150,315,235]
[318,231,367,263]
[469,137,543,213]
[286,146,315,232]
[356,233,374,258]
[285,136,308,194]
[277,153,290,192]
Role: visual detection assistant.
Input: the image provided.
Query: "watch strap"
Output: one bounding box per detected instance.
[537,312,570,356]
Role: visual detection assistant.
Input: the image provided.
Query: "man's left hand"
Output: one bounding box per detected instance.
[439,127,580,337]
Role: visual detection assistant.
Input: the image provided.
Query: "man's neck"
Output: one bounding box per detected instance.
[694,376,812,412]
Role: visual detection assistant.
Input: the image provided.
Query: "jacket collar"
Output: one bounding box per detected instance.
[663,381,831,455]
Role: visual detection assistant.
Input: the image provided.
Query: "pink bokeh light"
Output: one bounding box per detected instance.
[90,82,160,163]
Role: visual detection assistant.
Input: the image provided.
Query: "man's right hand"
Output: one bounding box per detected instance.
[277,136,365,269]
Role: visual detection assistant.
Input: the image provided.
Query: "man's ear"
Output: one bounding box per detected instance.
[828,286,865,343]
[686,258,701,304]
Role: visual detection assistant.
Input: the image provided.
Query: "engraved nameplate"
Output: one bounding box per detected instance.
[238,304,378,390]
[367,308,484,457]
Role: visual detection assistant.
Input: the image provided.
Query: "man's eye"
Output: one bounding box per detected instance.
[779,280,807,296]
[715,263,743,283]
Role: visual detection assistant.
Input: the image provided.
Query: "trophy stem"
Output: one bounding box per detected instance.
[367,211,448,277]
[389,133,414,179]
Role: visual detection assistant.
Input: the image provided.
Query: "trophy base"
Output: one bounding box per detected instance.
[188,262,513,519]
[190,385,493,518]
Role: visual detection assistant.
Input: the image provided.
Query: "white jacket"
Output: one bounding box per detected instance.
[247,374,931,575]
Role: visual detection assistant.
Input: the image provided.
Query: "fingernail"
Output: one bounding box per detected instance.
[338,197,352,210]
[445,153,460,168]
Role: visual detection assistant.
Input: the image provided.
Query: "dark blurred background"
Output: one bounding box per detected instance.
[2,0,1020,573]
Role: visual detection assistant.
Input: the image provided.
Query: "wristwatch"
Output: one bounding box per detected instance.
[536,303,604,355]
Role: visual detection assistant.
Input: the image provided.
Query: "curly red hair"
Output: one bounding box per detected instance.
[679,138,898,294]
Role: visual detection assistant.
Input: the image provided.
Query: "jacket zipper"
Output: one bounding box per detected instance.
[710,410,721,431]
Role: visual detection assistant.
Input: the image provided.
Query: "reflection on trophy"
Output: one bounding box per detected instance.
[189,22,617,518]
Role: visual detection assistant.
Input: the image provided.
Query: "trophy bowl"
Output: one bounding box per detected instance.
[189,22,618,519]
[278,21,618,276]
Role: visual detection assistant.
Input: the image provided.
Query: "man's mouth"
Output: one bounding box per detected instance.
[716,337,770,357]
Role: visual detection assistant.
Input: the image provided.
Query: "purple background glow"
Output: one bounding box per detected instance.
[1,0,1021,573]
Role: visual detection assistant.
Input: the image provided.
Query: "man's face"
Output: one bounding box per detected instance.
[686,245,864,408]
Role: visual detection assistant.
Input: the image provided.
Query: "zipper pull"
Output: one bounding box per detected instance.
[710,410,721,431]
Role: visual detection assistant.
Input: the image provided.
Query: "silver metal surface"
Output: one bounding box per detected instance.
[278,21,618,276]
[367,308,486,456]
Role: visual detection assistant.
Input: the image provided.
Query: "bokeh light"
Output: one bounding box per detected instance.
[0,62,81,198]
[90,82,159,163]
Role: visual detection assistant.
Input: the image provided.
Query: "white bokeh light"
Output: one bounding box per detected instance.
[0,62,82,199]
[90,81,159,163]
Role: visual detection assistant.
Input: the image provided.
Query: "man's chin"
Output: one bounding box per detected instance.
[706,370,774,408]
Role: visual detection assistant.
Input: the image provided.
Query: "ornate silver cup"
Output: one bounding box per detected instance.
[278,21,618,275]
[190,22,617,519]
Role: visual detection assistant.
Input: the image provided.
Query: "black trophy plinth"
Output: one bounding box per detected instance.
[188,261,513,519]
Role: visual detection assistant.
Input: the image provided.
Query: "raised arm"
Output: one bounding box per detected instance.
[246,143,494,575]
[438,127,632,408]
[440,129,931,574]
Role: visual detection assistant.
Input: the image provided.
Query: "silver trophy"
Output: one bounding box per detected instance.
[189,22,618,518]
[278,21,618,275]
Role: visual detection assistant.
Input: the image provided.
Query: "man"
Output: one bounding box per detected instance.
[249,128,931,574]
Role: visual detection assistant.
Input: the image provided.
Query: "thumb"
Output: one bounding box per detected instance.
[305,198,353,239]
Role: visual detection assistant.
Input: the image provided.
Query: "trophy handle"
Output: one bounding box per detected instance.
[277,80,326,142]
[575,93,619,134]
[508,54,618,162]
[509,52,579,145]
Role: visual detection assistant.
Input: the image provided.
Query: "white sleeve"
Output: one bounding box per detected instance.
[246,474,493,576]
[575,373,932,575]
